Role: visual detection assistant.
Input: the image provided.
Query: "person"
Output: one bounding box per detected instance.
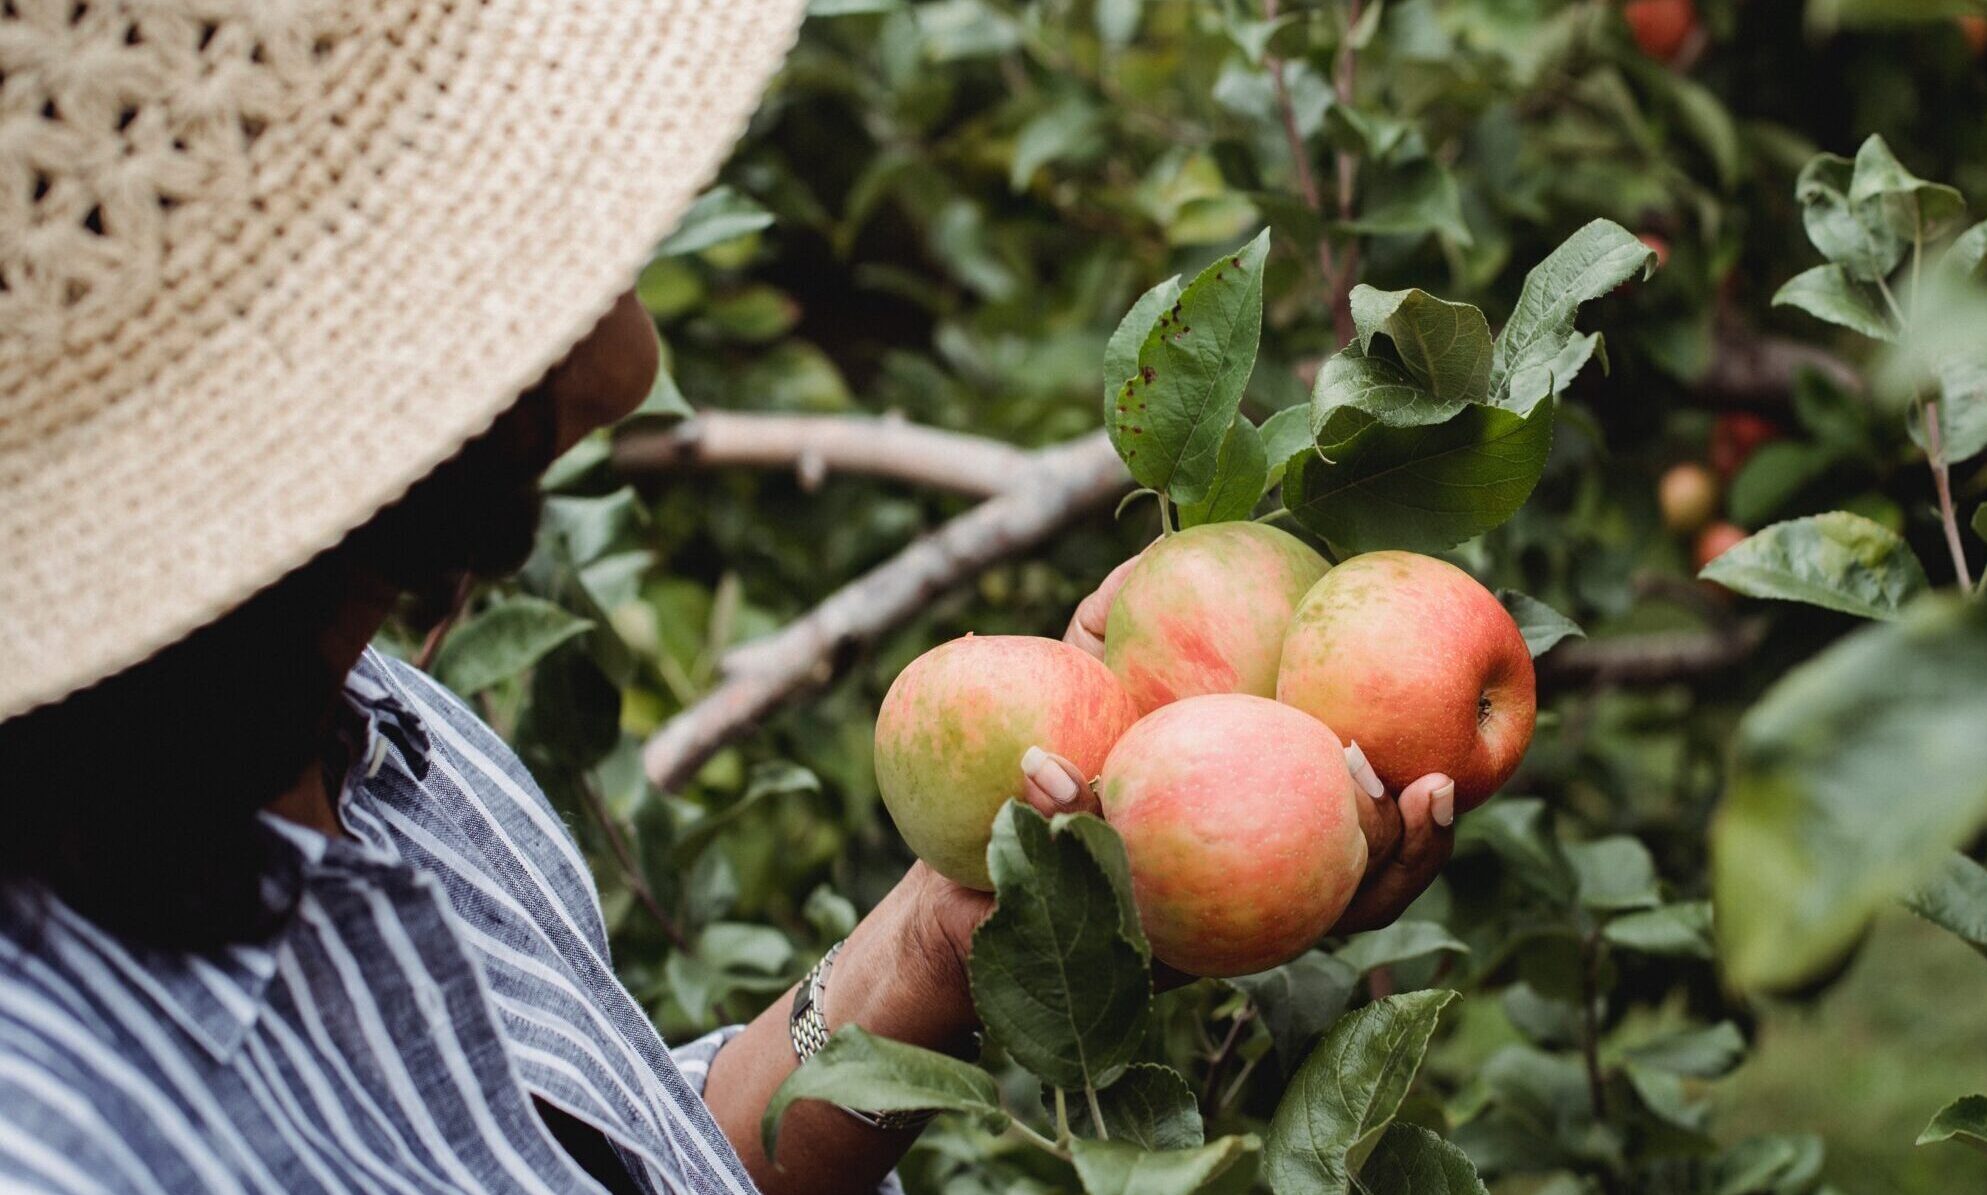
[0,3,1455,1193]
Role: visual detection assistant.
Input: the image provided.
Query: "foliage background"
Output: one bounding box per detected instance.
[380,1,1987,1191]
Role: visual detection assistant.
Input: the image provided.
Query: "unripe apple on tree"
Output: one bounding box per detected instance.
[1097,694,1367,978]
[874,635,1139,890]
[1659,462,1720,535]
[1104,521,1329,713]
[1277,551,1535,812]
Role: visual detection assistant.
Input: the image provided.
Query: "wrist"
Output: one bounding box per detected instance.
[824,880,979,1056]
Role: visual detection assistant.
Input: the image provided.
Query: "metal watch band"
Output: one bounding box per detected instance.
[788,940,936,1134]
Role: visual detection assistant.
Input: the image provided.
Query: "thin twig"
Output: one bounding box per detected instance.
[1578,929,1608,1122]
[577,775,691,951]
[1330,0,1364,346]
[1201,1005,1256,1115]
[1922,398,1976,589]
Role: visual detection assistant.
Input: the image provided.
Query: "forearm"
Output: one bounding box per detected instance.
[700,877,979,1195]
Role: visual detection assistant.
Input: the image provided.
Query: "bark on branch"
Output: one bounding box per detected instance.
[1696,328,1861,404]
[642,431,1130,792]
[613,411,1035,499]
[1537,619,1767,688]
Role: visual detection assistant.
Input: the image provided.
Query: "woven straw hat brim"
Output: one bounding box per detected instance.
[0,0,807,720]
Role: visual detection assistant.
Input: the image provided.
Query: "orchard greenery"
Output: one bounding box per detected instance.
[380,2,1987,1193]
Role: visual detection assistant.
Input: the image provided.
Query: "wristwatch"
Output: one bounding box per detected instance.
[789,941,936,1133]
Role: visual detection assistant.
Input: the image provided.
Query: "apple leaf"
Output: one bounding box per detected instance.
[1948,221,1987,280]
[1712,598,1987,992]
[1795,151,1905,282]
[1603,902,1714,959]
[1849,134,1970,246]
[1919,1095,1987,1154]
[1261,405,1315,487]
[1178,416,1269,527]
[761,1026,1007,1159]
[1772,264,1897,342]
[1310,343,1466,447]
[432,595,594,697]
[1069,1135,1261,1195]
[1263,990,1459,1195]
[1495,590,1585,657]
[1623,1021,1746,1079]
[1286,401,1553,556]
[1104,276,1184,407]
[1698,511,1929,621]
[1107,231,1270,505]
[653,185,775,257]
[1061,1062,1205,1149]
[1456,798,1576,904]
[1903,852,1987,959]
[1490,219,1655,413]
[1355,1125,1488,1195]
[1333,920,1470,975]
[1567,836,1662,912]
[969,804,1152,1091]
[1348,285,1494,405]
[1231,952,1358,1073]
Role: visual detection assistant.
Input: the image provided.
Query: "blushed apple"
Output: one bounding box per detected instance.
[1277,551,1535,811]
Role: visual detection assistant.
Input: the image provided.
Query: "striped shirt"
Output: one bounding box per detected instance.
[0,649,761,1194]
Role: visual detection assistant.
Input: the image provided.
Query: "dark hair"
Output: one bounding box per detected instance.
[0,389,559,950]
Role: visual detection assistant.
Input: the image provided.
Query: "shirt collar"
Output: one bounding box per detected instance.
[22,648,438,1064]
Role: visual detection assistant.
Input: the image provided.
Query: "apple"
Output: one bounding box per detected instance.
[1659,462,1720,535]
[1695,520,1748,572]
[1104,522,1330,713]
[1097,694,1367,977]
[874,635,1139,889]
[1962,15,1987,58]
[1624,0,1697,62]
[1639,232,1672,272]
[1709,411,1781,479]
[1277,551,1535,811]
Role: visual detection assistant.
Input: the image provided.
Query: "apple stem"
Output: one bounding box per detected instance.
[1085,1084,1109,1141]
[1157,492,1178,537]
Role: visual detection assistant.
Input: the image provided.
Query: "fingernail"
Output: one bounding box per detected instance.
[1022,746,1080,805]
[1344,741,1385,800]
[1432,779,1456,827]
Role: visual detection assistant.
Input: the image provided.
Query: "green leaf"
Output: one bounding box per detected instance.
[1105,277,1185,403]
[1603,902,1714,958]
[1286,401,1553,556]
[1624,1021,1747,1079]
[1108,232,1270,505]
[1712,598,1987,992]
[1795,151,1904,282]
[1309,345,1464,447]
[1659,71,1744,191]
[1334,920,1470,975]
[1566,836,1661,912]
[1495,591,1586,658]
[1064,1063,1205,1150]
[1011,91,1103,192]
[1699,512,1930,621]
[1456,798,1575,903]
[1261,405,1315,487]
[1355,1124,1489,1195]
[761,1026,1007,1159]
[968,805,1152,1090]
[1772,264,1897,341]
[542,488,645,569]
[1849,134,1970,246]
[1231,952,1358,1072]
[1918,1094,1987,1153]
[1490,220,1655,413]
[673,761,823,863]
[1727,441,1840,527]
[1264,990,1459,1195]
[1348,286,1495,405]
[1178,417,1269,527]
[432,596,594,697]
[654,186,775,257]
[1346,160,1471,246]
[1949,221,1987,280]
[1070,1135,1260,1195]
[1903,852,1987,957]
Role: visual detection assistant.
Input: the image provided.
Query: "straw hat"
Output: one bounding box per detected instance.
[0,0,807,720]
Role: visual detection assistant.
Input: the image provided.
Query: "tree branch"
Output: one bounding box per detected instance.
[1538,620,1767,688]
[1696,327,1860,404]
[612,411,1036,499]
[642,431,1131,792]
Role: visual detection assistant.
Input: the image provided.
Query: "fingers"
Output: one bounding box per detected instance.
[1332,773,1456,935]
[1345,742,1402,866]
[1063,555,1142,661]
[1020,746,1099,817]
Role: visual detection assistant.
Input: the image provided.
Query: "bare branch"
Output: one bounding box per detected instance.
[642,432,1131,792]
[1697,327,1860,404]
[612,411,1036,499]
[1538,620,1767,688]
